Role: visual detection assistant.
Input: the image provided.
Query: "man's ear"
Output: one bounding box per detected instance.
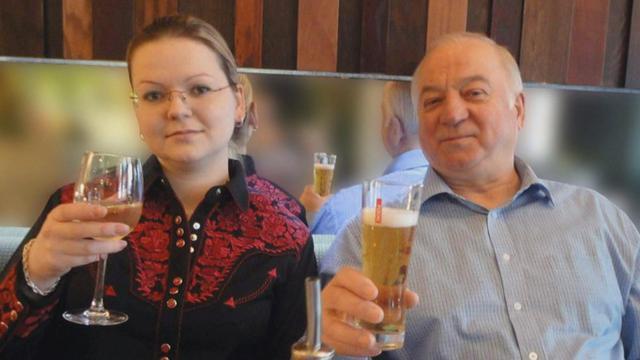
[386,115,405,150]
[514,92,525,130]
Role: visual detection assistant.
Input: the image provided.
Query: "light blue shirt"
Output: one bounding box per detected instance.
[311,149,428,235]
[321,158,640,360]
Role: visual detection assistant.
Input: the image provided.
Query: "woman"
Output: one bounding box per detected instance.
[0,15,316,359]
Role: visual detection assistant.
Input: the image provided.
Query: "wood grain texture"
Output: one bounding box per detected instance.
[44,0,63,58]
[603,0,631,87]
[92,0,133,60]
[337,0,363,72]
[0,0,44,56]
[520,0,575,83]
[62,0,93,59]
[179,0,235,51]
[426,0,468,49]
[490,0,524,61]
[235,0,263,67]
[467,0,491,35]
[262,0,298,69]
[134,0,178,34]
[297,0,339,71]
[566,0,610,85]
[386,0,428,75]
[360,0,389,73]
[626,0,640,88]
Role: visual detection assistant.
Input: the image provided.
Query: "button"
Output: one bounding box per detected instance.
[174,216,182,225]
[9,310,17,321]
[0,322,7,334]
[14,301,23,312]
[193,222,201,230]
[160,178,166,184]
[160,357,169,360]
[160,343,171,353]
[528,352,538,360]
[502,253,511,262]
[215,188,222,195]
[166,298,177,309]
[491,212,499,218]
[190,234,198,241]
[176,228,184,236]
[169,287,179,295]
[514,302,522,311]
[189,246,195,253]
[176,239,186,248]
[172,277,183,286]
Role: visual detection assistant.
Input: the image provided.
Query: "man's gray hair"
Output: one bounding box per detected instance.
[384,81,419,135]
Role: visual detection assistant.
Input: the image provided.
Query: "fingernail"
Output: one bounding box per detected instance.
[118,240,128,249]
[358,333,374,347]
[115,224,131,234]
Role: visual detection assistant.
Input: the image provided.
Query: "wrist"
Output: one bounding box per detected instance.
[22,240,60,296]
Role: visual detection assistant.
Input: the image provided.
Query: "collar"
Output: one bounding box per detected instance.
[383,149,429,175]
[421,156,554,208]
[143,155,249,211]
[240,154,256,176]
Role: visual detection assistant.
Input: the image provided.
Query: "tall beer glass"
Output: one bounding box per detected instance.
[313,152,337,196]
[361,179,422,350]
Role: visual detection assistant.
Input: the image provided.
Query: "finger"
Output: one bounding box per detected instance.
[323,285,383,324]
[404,289,420,309]
[48,203,107,223]
[330,266,379,300]
[41,221,130,241]
[54,238,128,257]
[322,318,381,357]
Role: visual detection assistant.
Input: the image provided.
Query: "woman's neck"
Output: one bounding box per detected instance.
[159,155,230,218]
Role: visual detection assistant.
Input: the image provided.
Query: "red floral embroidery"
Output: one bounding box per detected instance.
[246,175,303,217]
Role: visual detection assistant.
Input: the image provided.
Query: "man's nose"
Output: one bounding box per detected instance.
[440,95,468,125]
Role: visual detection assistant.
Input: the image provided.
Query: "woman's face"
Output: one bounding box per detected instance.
[129,37,244,167]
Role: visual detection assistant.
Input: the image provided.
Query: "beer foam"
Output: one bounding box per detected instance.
[314,163,335,170]
[362,207,419,227]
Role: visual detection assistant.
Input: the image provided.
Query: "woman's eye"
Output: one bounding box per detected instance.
[142,91,165,102]
[191,85,211,96]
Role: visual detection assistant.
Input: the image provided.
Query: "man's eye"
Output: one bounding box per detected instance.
[191,85,211,96]
[142,91,165,102]
[465,89,488,99]
[423,98,441,109]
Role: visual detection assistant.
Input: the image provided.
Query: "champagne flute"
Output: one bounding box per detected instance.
[63,151,143,326]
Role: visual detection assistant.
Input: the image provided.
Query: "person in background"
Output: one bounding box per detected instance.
[299,81,428,234]
[321,32,640,359]
[0,15,316,360]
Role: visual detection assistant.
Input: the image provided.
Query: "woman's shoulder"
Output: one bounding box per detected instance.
[245,174,305,219]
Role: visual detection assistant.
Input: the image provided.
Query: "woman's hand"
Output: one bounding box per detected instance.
[321,267,419,357]
[26,203,130,291]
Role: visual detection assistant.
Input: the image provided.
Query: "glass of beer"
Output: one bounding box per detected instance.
[63,151,143,326]
[313,152,337,196]
[360,179,422,350]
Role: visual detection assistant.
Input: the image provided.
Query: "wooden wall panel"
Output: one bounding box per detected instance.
[360,0,389,73]
[235,0,263,67]
[62,0,93,59]
[179,0,235,52]
[426,0,468,49]
[44,0,63,58]
[337,0,363,73]
[491,0,524,62]
[262,0,298,69]
[603,0,631,87]
[467,0,491,35]
[520,0,575,83]
[297,0,340,71]
[386,0,428,75]
[626,0,640,88]
[0,0,44,57]
[92,0,133,61]
[134,0,178,35]
[566,0,610,85]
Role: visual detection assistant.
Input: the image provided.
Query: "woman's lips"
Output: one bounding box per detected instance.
[166,129,203,138]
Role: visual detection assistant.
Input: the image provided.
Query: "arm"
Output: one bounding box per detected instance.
[622,245,640,359]
[266,236,319,359]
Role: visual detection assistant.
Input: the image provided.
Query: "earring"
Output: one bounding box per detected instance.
[139,133,145,141]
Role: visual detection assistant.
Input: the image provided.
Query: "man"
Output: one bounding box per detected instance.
[300,81,428,234]
[321,32,640,359]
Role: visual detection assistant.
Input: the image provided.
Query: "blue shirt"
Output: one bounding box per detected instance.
[321,158,640,360]
[311,149,428,235]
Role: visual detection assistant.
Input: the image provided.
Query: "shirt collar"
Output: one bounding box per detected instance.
[421,156,554,207]
[240,154,256,176]
[383,149,429,175]
[142,155,249,211]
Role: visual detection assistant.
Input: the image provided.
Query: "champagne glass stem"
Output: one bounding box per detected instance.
[89,255,108,313]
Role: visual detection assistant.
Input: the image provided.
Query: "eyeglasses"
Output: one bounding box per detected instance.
[130,84,232,109]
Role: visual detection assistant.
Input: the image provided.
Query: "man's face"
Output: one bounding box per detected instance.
[414,40,524,179]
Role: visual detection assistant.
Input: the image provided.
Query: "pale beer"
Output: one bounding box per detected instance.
[313,163,335,196]
[361,207,418,350]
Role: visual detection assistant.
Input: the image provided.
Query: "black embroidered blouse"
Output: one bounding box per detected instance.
[0,157,317,359]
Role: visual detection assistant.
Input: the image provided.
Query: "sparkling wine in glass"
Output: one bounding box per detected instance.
[62,151,143,326]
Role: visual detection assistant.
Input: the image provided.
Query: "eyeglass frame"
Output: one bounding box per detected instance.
[129,83,233,106]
